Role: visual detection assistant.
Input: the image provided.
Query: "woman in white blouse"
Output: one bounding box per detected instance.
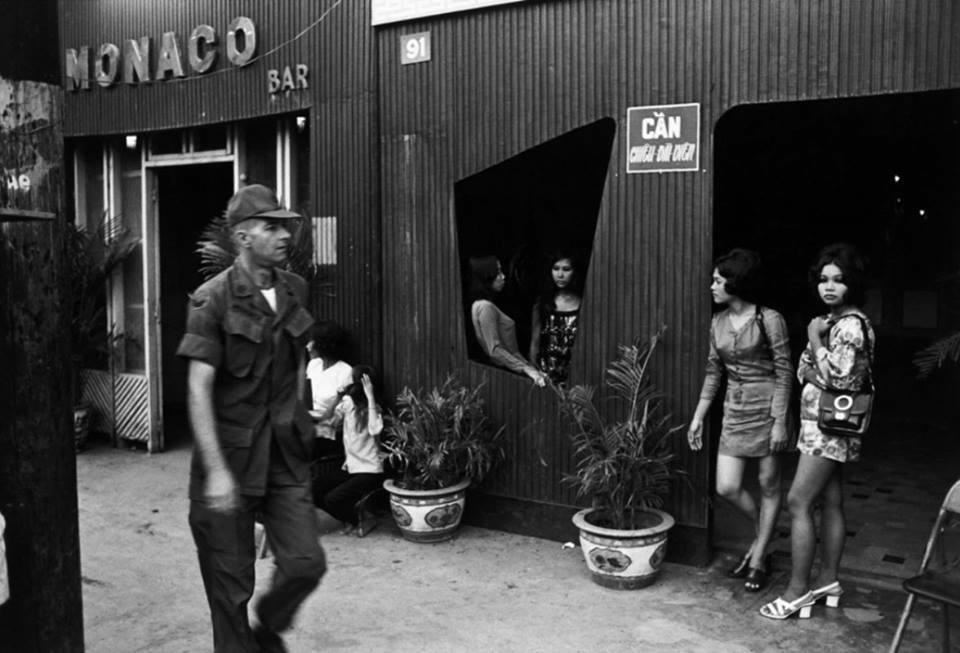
[312,365,384,535]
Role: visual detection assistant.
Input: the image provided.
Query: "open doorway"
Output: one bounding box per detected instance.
[712,89,960,579]
[156,163,233,446]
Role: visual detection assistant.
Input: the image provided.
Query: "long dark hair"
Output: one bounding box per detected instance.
[341,365,376,431]
[808,242,868,308]
[468,255,501,302]
[310,320,351,363]
[536,250,581,319]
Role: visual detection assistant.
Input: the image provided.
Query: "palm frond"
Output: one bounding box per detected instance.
[912,268,960,379]
[195,212,319,283]
[556,325,684,530]
[382,375,505,490]
[913,332,960,378]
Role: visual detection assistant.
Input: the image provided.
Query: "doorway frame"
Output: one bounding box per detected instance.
[141,133,239,452]
[140,115,305,451]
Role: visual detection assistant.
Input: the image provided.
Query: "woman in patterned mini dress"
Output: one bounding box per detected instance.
[761,243,875,620]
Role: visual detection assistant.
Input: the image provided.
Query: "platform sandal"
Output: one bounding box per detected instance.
[759,592,815,620]
[726,550,752,579]
[743,557,771,593]
[811,581,843,608]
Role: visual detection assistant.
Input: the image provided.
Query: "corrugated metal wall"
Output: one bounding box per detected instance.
[60,0,382,367]
[59,0,960,547]
[377,0,960,536]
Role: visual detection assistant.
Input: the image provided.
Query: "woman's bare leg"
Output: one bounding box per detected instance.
[716,454,757,555]
[783,454,838,600]
[812,466,845,588]
[751,454,782,568]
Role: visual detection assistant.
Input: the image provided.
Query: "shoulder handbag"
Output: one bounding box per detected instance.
[817,314,874,438]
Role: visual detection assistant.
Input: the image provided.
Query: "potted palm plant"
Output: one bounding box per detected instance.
[66,217,139,450]
[556,327,684,589]
[381,375,505,542]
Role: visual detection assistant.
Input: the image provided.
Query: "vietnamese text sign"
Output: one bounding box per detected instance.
[626,103,700,173]
[372,0,524,26]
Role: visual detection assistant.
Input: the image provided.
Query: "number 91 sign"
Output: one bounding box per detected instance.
[400,31,431,65]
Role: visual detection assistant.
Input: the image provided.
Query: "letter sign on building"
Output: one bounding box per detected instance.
[626,103,700,173]
[64,17,257,92]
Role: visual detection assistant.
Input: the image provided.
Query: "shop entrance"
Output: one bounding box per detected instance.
[712,89,960,579]
[155,163,234,445]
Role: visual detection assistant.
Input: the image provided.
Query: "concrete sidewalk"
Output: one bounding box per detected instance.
[77,441,950,652]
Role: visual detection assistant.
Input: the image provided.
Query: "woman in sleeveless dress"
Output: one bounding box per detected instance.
[529,251,582,385]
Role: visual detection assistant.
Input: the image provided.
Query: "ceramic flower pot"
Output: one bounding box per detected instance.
[383,478,470,543]
[572,507,675,589]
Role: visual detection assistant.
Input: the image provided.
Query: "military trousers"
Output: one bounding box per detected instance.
[189,470,326,653]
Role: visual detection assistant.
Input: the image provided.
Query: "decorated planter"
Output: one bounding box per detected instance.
[383,478,470,543]
[572,507,675,589]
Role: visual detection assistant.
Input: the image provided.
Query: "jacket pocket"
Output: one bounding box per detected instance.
[223,310,264,377]
[284,306,314,341]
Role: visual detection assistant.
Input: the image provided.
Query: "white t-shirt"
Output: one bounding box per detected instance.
[305,359,353,439]
[260,287,277,312]
[336,395,384,474]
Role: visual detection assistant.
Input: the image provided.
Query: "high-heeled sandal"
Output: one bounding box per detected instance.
[811,581,843,608]
[744,564,770,593]
[759,592,816,620]
[726,551,751,579]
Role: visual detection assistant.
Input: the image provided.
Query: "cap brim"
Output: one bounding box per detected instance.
[255,208,301,219]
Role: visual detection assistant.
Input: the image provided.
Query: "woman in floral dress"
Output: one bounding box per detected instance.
[529,251,582,384]
[761,243,875,620]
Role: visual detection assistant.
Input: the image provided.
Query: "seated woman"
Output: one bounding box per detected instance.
[468,255,546,387]
[529,250,582,384]
[305,321,354,457]
[312,365,385,535]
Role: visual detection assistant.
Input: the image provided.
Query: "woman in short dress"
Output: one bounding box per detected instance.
[688,249,793,593]
[761,243,874,620]
[469,255,547,387]
[529,251,582,384]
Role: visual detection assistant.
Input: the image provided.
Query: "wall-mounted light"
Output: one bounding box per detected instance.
[893,174,901,183]
[125,135,138,149]
[296,115,307,132]
[919,209,926,217]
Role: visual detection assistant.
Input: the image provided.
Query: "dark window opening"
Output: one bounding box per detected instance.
[192,124,229,153]
[242,118,278,190]
[455,118,616,381]
[149,129,183,156]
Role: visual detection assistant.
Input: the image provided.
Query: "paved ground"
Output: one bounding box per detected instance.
[77,439,955,652]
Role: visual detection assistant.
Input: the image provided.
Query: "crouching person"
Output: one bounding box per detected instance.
[177,184,326,653]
